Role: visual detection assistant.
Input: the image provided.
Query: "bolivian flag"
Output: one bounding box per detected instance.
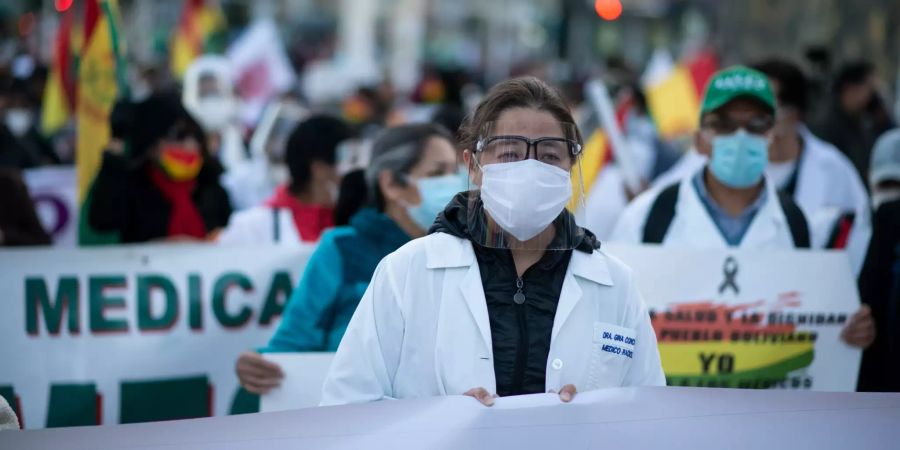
[170,0,227,79]
[641,49,718,139]
[76,0,127,245]
[40,9,78,136]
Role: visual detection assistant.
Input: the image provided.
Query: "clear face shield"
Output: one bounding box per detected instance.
[466,120,586,251]
[182,56,238,132]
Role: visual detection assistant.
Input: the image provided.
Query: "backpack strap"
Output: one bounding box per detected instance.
[272,208,281,243]
[825,212,856,249]
[776,192,810,249]
[642,183,680,244]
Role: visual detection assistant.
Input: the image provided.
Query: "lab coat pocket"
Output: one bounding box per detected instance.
[584,322,636,389]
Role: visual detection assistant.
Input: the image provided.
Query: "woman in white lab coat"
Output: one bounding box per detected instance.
[321,77,665,407]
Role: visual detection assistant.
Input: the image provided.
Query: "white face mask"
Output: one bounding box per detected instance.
[873,188,900,210]
[192,97,237,132]
[480,159,572,241]
[5,109,33,137]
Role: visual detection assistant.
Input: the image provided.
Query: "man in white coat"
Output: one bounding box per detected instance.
[182,55,275,210]
[752,59,871,273]
[610,66,875,351]
[648,60,872,275]
[321,77,665,407]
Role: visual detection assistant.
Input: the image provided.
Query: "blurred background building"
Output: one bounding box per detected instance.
[1,0,896,97]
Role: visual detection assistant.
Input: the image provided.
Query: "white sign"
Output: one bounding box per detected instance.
[606,244,862,391]
[23,167,78,247]
[260,353,334,412]
[228,19,297,126]
[0,243,313,429]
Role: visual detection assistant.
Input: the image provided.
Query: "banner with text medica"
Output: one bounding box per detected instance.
[0,244,313,429]
[0,244,861,430]
[607,244,862,391]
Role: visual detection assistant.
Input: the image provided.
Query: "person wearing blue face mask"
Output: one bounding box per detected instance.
[235,123,463,397]
[612,66,806,248]
[610,66,875,354]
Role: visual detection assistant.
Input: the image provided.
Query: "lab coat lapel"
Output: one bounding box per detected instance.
[551,250,614,341]
[426,233,493,353]
[426,232,495,393]
[551,267,583,342]
[459,263,493,353]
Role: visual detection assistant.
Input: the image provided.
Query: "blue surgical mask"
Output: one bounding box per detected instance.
[709,130,769,188]
[407,173,466,231]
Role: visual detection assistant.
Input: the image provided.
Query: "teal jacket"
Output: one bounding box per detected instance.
[262,208,410,352]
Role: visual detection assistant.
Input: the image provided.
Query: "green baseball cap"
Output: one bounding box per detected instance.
[700,66,776,117]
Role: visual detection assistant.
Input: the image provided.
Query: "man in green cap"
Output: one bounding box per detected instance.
[610,65,874,348]
[611,65,799,248]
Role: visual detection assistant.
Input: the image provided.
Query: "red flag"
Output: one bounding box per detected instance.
[685,48,719,101]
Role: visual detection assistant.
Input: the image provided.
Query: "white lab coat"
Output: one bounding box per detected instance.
[645,126,871,272]
[609,174,822,249]
[216,206,303,245]
[793,127,871,274]
[320,232,665,405]
[218,127,283,211]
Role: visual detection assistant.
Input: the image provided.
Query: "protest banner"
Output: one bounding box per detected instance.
[2,387,898,450]
[0,244,313,429]
[606,244,862,391]
[0,243,861,430]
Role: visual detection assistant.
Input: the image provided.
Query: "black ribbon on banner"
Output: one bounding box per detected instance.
[718,256,740,295]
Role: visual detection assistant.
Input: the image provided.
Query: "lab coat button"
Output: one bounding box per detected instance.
[551,358,563,370]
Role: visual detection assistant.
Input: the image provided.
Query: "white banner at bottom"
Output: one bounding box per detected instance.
[2,387,899,450]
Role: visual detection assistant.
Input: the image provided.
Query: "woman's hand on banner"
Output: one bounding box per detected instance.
[236,351,284,394]
[549,384,578,402]
[558,384,577,402]
[841,304,876,349]
[463,387,496,406]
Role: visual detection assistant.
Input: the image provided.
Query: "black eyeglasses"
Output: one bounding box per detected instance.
[476,135,582,168]
[701,115,775,135]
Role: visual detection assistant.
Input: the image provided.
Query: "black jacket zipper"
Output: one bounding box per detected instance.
[511,276,528,395]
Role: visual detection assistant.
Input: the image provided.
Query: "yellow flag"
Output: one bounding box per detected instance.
[569,130,609,212]
[76,0,122,202]
[642,50,701,139]
[41,68,71,135]
[644,66,700,139]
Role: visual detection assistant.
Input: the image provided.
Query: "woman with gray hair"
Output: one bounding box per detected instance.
[236,123,463,394]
